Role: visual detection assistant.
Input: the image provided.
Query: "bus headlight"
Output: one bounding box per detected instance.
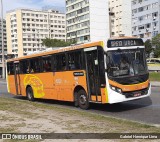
[117,88,122,93]
[110,86,116,91]
[110,85,122,94]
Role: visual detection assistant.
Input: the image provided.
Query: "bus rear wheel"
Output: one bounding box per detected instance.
[26,87,34,101]
[78,90,89,110]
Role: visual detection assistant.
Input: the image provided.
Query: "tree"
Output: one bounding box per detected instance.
[152,34,160,58]
[42,38,76,48]
[144,39,152,57]
[154,48,160,58]
[152,34,160,48]
[41,38,53,47]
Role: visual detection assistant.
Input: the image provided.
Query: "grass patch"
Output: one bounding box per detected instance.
[0,97,160,134]
[0,127,17,133]
[149,72,160,81]
[0,98,39,119]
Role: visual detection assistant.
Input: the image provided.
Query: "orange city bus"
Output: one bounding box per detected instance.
[6,37,151,109]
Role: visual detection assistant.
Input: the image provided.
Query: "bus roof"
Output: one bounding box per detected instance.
[7,41,103,62]
[108,36,139,40]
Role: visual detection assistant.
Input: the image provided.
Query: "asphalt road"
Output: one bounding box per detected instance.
[0,81,160,125]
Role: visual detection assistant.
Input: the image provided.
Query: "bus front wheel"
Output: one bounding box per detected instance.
[78,90,89,110]
[26,87,34,101]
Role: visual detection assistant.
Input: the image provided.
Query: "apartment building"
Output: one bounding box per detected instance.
[0,19,7,78]
[132,0,160,41]
[66,0,110,44]
[109,0,132,37]
[6,8,66,57]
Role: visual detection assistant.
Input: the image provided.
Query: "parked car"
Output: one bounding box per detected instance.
[147,58,160,64]
[147,58,160,72]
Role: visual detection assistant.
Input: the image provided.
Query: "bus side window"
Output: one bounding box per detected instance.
[7,62,14,75]
[68,51,82,70]
[42,56,52,72]
[30,58,41,73]
[20,60,29,74]
[55,54,67,71]
[68,53,76,70]
[75,51,82,69]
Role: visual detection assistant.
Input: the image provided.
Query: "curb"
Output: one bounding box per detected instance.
[0,81,7,84]
[151,85,160,87]
[151,82,160,87]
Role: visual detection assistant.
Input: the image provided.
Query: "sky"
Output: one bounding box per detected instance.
[1,0,65,17]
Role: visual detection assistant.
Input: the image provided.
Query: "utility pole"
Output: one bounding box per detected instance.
[1,0,5,79]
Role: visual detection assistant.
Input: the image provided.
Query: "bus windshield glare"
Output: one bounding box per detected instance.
[106,48,147,78]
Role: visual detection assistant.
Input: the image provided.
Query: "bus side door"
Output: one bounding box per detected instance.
[84,47,102,102]
[14,61,21,95]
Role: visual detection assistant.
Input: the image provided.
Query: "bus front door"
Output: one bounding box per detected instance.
[14,62,21,95]
[84,47,101,102]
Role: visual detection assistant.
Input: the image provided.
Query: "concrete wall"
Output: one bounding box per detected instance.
[89,0,110,44]
[6,14,12,54]
[16,10,23,57]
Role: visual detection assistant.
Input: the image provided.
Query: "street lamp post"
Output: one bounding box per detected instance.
[1,0,5,79]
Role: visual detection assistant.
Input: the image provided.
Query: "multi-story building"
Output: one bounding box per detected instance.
[109,0,132,37]
[66,0,110,44]
[0,19,7,78]
[6,8,66,57]
[132,0,160,41]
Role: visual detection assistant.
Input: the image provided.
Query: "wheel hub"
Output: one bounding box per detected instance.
[79,95,86,105]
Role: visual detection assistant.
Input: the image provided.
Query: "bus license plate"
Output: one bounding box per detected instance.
[134,92,141,97]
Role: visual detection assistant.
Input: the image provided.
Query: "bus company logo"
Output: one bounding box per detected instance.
[24,75,45,98]
[55,79,62,84]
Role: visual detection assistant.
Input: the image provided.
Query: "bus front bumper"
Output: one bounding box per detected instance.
[108,84,151,104]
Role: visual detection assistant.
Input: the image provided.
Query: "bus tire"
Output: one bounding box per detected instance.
[74,92,79,107]
[78,90,89,110]
[26,87,34,101]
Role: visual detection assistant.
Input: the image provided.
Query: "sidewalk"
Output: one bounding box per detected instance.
[0,78,6,83]
[151,81,160,87]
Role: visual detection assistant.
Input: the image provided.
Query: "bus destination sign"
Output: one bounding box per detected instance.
[107,39,144,48]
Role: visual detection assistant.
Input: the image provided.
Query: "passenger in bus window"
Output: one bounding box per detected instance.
[31,68,34,73]
[44,62,51,71]
[120,58,129,70]
[69,60,75,70]
[71,63,76,69]
[27,66,30,73]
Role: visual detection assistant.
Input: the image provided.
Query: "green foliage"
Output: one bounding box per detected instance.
[154,48,160,58]
[152,34,160,57]
[152,34,160,48]
[144,39,152,57]
[149,72,160,81]
[42,38,76,48]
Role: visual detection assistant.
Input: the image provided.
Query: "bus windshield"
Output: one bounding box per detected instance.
[106,48,148,78]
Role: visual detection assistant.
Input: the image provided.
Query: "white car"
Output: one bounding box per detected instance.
[147,58,160,72]
[147,58,160,64]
